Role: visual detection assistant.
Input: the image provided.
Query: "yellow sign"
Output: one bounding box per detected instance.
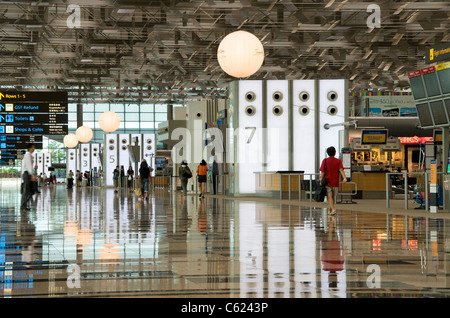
[431,162,437,184]
[436,61,450,71]
[430,48,434,61]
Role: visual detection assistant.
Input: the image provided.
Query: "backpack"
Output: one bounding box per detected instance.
[141,166,150,178]
[182,167,192,178]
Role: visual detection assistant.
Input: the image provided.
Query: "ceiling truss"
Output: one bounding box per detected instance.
[0,0,448,104]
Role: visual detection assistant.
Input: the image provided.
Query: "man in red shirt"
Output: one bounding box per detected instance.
[320,146,347,215]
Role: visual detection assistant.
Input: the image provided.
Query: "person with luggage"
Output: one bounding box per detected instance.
[319,146,347,216]
[179,160,192,196]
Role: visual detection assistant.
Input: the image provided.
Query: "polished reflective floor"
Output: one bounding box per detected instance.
[1,179,450,298]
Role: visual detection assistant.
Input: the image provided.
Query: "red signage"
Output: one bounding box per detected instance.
[420,66,436,75]
[407,70,421,78]
[398,136,433,144]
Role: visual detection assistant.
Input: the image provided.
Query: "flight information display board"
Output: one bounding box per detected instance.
[409,62,450,129]
[408,63,450,100]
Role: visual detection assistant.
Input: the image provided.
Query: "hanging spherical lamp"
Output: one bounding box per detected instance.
[63,134,79,148]
[217,30,265,78]
[75,125,93,143]
[98,111,120,133]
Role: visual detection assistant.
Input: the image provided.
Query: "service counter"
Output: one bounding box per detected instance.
[255,171,305,199]
[253,170,391,200]
[345,171,388,199]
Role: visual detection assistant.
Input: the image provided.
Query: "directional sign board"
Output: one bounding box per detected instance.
[0,102,67,114]
[0,91,68,102]
[0,114,68,124]
[0,135,43,143]
[1,141,43,150]
[0,124,68,135]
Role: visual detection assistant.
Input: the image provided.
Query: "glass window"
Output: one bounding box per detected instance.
[125,104,140,112]
[141,122,155,129]
[69,122,77,129]
[155,113,167,121]
[126,113,140,121]
[125,122,140,129]
[83,113,94,121]
[68,113,77,121]
[140,104,154,113]
[95,104,110,112]
[155,104,167,112]
[68,103,77,112]
[140,113,154,121]
[111,104,124,112]
[83,103,95,112]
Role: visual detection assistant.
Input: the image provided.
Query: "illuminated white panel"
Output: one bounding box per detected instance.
[268,227,290,298]
[238,80,263,193]
[294,228,317,297]
[43,153,51,176]
[239,202,264,297]
[67,149,77,175]
[80,143,90,172]
[142,134,156,176]
[118,134,130,169]
[319,79,346,159]
[293,79,316,174]
[90,144,101,170]
[266,80,289,171]
[104,134,118,187]
[36,153,44,175]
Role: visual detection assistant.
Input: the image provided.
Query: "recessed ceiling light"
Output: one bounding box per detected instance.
[117,8,135,14]
[102,29,118,34]
[90,46,105,50]
[80,58,93,63]
[18,56,32,59]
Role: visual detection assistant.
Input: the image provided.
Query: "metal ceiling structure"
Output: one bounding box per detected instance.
[0,0,448,104]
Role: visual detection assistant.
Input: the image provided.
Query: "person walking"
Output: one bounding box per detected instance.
[113,165,120,192]
[67,170,74,189]
[33,165,40,194]
[20,143,37,211]
[197,159,208,199]
[211,159,219,195]
[139,159,150,200]
[179,160,192,196]
[319,146,347,216]
[127,165,134,192]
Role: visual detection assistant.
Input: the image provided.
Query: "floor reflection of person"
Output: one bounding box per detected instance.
[320,215,344,289]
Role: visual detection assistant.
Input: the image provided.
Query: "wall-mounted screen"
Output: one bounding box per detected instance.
[416,102,434,127]
[361,129,388,145]
[437,66,450,95]
[429,99,448,126]
[423,72,441,98]
[445,99,450,117]
[409,76,427,100]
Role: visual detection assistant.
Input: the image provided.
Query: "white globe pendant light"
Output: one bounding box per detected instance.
[64,134,79,148]
[98,111,120,133]
[75,125,93,143]
[217,30,265,78]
